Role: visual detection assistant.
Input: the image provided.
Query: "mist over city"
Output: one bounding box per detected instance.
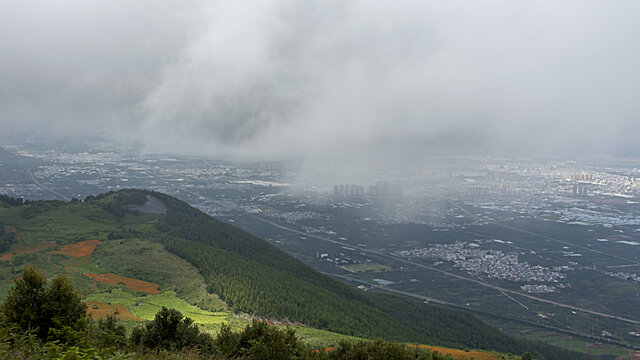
[1,1,640,359]
[2,0,640,160]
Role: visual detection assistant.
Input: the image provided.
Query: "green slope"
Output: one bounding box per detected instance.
[0,190,592,359]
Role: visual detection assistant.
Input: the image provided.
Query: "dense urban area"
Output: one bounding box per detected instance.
[1,140,639,358]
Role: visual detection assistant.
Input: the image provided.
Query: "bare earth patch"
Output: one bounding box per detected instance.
[409,345,501,360]
[85,300,144,321]
[624,350,640,360]
[54,239,102,258]
[83,273,161,294]
[133,195,167,215]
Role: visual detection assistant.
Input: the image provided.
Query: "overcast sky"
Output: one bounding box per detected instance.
[1,0,639,159]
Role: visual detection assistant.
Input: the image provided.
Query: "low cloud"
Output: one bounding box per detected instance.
[1,0,639,159]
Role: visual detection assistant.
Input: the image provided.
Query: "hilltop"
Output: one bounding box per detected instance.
[0,190,591,359]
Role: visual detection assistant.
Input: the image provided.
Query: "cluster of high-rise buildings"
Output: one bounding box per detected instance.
[334,184,364,196]
[571,183,589,197]
[333,181,403,197]
[258,161,302,172]
[569,173,593,181]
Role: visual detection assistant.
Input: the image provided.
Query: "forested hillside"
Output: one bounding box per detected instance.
[0,190,592,359]
[0,265,495,359]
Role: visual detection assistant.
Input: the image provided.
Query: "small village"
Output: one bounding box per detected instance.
[396,241,566,283]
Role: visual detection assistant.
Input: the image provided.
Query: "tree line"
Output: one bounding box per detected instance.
[0,266,476,360]
[146,191,590,360]
[0,190,590,359]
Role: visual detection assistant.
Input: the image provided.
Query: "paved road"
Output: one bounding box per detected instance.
[442,196,640,267]
[184,180,640,326]
[255,216,640,325]
[328,272,640,351]
[26,168,70,201]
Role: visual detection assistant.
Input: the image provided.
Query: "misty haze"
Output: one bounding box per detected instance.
[0,1,639,359]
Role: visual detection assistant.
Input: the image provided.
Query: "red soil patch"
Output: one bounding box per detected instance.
[54,240,102,258]
[409,345,500,360]
[85,301,144,322]
[83,273,161,294]
[0,241,57,260]
[623,350,640,360]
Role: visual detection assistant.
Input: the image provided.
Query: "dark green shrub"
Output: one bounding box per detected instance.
[131,307,215,352]
[1,266,87,341]
[215,323,240,355]
[95,315,127,348]
[216,320,324,360]
[328,339,445,360]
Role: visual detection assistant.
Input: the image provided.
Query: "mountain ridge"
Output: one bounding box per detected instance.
[0,189,591,359]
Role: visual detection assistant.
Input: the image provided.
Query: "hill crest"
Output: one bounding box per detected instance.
[0,190,591,359]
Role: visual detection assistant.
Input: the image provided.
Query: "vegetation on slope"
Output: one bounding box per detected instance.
[146,191,591,359]
[0,222,16,254]
[0,266,482,360]
[0,190,593,359]
[367,292,590,360]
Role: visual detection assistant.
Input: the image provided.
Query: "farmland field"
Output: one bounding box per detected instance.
[84,289,229,324]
